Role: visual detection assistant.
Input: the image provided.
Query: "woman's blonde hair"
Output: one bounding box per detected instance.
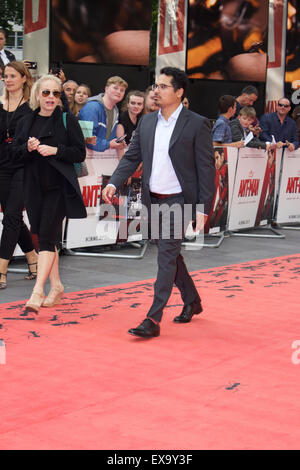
[4,61,34,102]
[29,74,62,110]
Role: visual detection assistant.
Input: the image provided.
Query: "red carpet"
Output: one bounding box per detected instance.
[0,254,300,450]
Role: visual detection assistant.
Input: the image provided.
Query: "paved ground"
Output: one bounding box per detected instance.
[1,226,299,304]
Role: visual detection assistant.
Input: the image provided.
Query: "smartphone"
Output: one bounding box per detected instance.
[26,61,37,69]
[52,67,61,76]
[116,134,127,143]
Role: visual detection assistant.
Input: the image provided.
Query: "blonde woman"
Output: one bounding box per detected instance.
[13,74,87,313]
[0,61,38,289]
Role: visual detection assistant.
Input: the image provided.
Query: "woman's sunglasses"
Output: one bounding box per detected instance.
[41,90,61,98]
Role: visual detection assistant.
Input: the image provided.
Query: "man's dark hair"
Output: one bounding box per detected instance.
[160,67,189,100]
[241,85,258,97]
[0,29,6,37]
[218,95,236,114]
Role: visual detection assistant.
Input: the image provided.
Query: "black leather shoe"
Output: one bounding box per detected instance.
[128,318,160,338]
[173,299,203,323]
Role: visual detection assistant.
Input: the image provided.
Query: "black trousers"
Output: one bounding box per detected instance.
[146,194,200,323]
[0,170,34,260]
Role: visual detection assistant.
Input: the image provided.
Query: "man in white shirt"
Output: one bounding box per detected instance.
[0,29,16,67]
[102,67,215,338]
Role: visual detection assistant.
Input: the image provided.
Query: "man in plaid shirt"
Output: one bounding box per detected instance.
[212,95,244,148]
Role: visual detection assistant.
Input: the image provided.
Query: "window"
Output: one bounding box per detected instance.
[6,31,23,50]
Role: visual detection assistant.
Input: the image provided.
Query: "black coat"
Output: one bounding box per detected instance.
[0,49,16,67]
[13,106,87,227]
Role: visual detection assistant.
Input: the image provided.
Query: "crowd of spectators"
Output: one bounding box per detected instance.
[1,47,300,295]
[212,86,299,151]
[56,72,299,154]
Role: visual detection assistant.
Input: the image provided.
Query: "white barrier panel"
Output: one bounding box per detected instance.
[226,147,239,217]
[155,0,188,78]
[65,148,120,249]
[276,148,300,224]
[228,148,268,231]
[254,147,277,226]
[205,147,238,234]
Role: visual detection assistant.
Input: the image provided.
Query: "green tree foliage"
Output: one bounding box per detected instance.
[0,0,23,33]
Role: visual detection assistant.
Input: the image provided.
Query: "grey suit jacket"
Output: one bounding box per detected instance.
[109,106,216,215]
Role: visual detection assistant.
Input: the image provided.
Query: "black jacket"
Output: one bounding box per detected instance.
[13,106,87,225]
[0,49,16,67]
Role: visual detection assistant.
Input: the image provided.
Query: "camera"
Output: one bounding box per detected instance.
[51,67,61,76]
[26,61,37,69]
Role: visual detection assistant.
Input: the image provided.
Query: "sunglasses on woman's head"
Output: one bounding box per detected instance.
[41,90,61,98]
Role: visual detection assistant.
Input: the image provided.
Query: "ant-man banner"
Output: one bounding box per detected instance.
[255,147,276,226]
[205,146,229,234]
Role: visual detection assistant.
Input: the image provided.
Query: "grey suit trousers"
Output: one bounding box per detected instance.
[146,194,200,323]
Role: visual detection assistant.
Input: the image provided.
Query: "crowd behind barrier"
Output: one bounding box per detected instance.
[3,144,298,255]
[1,60,300,265]
[65,146,300,249]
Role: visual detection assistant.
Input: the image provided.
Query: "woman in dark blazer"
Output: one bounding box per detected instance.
[0,61,38,289]
[13,74,87,313]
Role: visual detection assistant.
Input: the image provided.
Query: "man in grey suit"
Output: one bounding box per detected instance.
[102,67,215,338]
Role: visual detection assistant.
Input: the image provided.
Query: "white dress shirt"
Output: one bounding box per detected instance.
[149,103,183,194]
[0,49,9,66]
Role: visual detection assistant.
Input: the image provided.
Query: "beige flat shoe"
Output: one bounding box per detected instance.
[42,286,64,308]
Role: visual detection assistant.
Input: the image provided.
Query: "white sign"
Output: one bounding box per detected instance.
[276,149,300,224]
[65,149,119,249]
[156,0,188,77]
[228,148,268,231]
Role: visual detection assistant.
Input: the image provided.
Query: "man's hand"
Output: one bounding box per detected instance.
[57,69,66,83]
[193,212,208,233]
[102,185,116,204]
[249,125,261,137]
[230,141,244,148]
[109,138,127,150]
[286,140,295,152]
[266,142,276,151]
[276,141,284,149]
[23,60,32,68]
[85,136,97,145]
